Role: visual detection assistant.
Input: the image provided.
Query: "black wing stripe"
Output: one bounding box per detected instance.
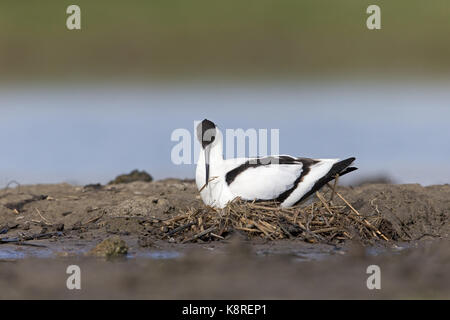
[225,156,302,185]
[293,157,357,206]
[275,158,319,203]
[225,156,319,203]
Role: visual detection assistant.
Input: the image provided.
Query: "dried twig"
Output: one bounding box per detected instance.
[329,174,339,202]
[35,208,51,225]
[182,226,216,243]
[330,188,389,241]
[198,176,219,192]
[0,232,63,245]
[155,183,395,244]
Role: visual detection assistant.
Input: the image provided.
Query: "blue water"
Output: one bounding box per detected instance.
[0,247,53,260]
[0,246,181,260]
[1,81,449,186]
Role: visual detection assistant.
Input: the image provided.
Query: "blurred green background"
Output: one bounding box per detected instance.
[1,0,449,80]
[1,1,450,185]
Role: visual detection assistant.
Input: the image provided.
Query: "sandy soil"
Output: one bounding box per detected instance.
[0,180,449,299]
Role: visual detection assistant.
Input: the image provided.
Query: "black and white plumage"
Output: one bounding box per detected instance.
[195,119,357,208]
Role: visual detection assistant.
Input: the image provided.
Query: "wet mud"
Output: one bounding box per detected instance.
[0,180,448,298]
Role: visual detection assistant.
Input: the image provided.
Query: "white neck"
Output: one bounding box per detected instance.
[196,130,224,178]
[195,129,237,207]
[209,132,224,163]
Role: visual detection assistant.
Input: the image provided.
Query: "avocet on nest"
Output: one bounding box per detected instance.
[196,119,357,209]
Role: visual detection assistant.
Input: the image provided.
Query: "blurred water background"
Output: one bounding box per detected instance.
[0,0,449,186]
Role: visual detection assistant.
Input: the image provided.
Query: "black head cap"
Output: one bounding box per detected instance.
[196,119,216,148]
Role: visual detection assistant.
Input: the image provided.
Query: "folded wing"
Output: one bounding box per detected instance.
[225,156,318,202]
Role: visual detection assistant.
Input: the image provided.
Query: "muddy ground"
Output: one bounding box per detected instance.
[0,180,449,299]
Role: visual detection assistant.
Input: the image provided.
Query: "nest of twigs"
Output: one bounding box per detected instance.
[156,184,391,244]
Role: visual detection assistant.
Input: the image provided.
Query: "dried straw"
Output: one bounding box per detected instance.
[156,183,391,244]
